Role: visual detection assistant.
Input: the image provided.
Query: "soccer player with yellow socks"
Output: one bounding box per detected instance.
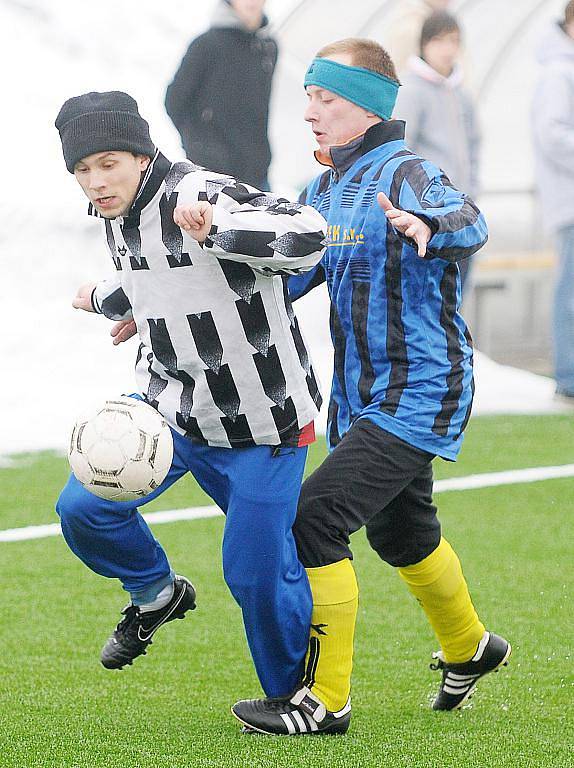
[232,37,510,735]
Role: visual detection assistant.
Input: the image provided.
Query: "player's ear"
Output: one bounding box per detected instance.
[136,154,151,172]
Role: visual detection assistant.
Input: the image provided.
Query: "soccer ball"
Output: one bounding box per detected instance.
[68,396,173,502]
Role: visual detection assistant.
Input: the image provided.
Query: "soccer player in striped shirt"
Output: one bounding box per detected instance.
[232,38,510,735]
[54,90,327,703]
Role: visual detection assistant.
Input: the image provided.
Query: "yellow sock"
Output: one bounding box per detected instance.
[398,537,485,663]
[302,559,358,711]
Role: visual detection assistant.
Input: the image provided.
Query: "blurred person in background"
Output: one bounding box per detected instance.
[532,0,574,401]
[394,11,480,290]
[165,0,277,190]
[381,0,453,76]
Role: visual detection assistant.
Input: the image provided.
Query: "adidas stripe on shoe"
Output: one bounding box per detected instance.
[232,686,351,735]
[431,631,511,710]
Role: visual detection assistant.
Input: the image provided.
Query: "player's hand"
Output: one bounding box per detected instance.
[72,283,97,312]
[173,201,213,242]
[110,319,137,346]
[377,192,432,258]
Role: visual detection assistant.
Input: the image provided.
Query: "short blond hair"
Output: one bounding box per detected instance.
[316,38,399,83]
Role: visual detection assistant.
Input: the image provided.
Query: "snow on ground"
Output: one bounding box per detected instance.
[471,350,564,415]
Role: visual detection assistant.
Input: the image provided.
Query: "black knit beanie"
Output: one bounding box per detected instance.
[55,91,156,173]
[420,11,460,55]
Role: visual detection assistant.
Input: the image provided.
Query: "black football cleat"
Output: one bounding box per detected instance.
[232,686,351,735]
[101,575,196,670]
[431,631,511,710]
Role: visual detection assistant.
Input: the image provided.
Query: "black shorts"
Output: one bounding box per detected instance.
[294,418,442,569]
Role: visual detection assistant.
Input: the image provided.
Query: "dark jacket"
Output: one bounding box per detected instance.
[165,4,277,188]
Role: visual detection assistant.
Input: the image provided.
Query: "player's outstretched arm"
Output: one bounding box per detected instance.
[174,174,327,275]
[377,192,431,258]
[392,166,488,262]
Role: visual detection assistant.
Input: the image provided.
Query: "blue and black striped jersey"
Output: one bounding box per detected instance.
[290,121,487,460]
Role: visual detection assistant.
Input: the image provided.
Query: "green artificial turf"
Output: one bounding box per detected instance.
[0,415,573,767]
[3,414,574,531]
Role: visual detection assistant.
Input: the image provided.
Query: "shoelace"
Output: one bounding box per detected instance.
[115,604,142,635]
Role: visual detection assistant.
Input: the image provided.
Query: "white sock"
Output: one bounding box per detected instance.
[138,582,174,613]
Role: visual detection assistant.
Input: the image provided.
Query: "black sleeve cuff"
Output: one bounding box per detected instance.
[90,286,101,313]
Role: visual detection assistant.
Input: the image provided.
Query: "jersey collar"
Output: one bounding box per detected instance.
[314,120,406,179]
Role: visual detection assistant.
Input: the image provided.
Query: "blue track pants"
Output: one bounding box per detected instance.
[56,428,312,697]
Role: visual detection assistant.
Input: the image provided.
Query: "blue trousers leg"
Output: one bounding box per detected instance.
[202,445,312,698]
[57,427,312,696]
[55,430,188,601]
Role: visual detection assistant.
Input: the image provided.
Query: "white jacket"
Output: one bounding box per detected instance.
[394,57,480,198]
[532,22,574,232]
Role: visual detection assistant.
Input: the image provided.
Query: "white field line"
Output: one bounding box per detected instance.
[0,505,222,543]
[2,463,574,544]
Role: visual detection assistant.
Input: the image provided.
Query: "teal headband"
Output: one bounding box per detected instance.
[304,58,400,120]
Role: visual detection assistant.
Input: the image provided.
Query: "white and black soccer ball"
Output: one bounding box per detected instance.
[68,396,173,502]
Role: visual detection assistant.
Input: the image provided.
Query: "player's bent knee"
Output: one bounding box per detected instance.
[294,515,350,569]
[56,477,110,528]
[56,494,92,529]
[366,526,441,567]
[294,479,355,567]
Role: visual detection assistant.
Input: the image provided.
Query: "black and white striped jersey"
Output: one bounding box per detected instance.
[91,151,326,448]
